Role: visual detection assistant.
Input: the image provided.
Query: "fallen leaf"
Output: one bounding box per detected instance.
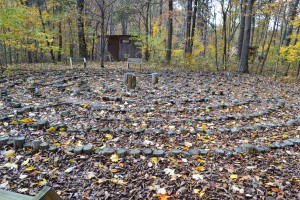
[4,150,15,158]
[19,118,33,123]
[151,157,158,165]
[153,193,171,200]
[38,179,47,186]
[109,179,127,185]
[192,174,204,180]
[25,166,35,171]
[21,158,30,166]
[64,166,76,173]
[110,154,119,162]
[105,134,113,140]
[230,174,238,179]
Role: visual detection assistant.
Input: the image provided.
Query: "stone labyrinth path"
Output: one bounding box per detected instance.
[0,67,299,199]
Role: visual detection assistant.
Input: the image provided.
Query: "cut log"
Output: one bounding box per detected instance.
[127,74,136,90]
[13,136,25,150]
[83,145,93,155]
[39,142,49,150]
[0,136,9,146]
[31,140,42,152]
[124,73,132,84]
[152,73,159,85]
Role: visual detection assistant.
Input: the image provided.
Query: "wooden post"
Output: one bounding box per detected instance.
[83,57,87,68]
[13,136,25,150]
[0,137,9,146]
[124,73,132,84]
[152,73,159,85]
[70,57,73,69]
[127,74,136,90]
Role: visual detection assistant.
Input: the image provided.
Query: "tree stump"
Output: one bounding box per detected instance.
[31,140,42,152]
[124,73,132,84]
[13,136,25,150]
[0,137,9,147]
[74,146,83,155]
[127,75,136,90]
[152,73,159,85]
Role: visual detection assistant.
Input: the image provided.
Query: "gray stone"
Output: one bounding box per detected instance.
[205,130,214,135]
[253,124,263,130]
[55,123,67,131]
[241,143,255,154]
[167,130,177,135]
[280,141,294,148]
[231,127,240,133]
[171,149,181,155]
[199,149,209,155]
[129,149,141,157]
[24,142,32,150]
[189,149,200,155]
[181,151,191,157]
[64,147,74,153]
[214,149,225,155]
[10,102,22,108]
[142,148,153,156]
[288,138,300,145]
[49,146,58,152]
[116,148,127,158]
[83,145,94,155]
[286,119,300,126]
[74,146,83,155]
[269,142,282,149]
[60,110,70,116]
[225,150,233,156]
[254,146,270,153]
[153,129,164,134]
[178,127,188,135]
[0,115,9,122]
[233,147,244,154]
[153,149,165,157]
[36,120,49,130]
[101,147,115,156]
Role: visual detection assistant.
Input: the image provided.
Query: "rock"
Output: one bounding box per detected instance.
[288,138,300,145]
[214,149,225,156]
[181,151,191,157]
[31,140,42,152]
[55,123,68,131]
[48,146,58,152]
[280,141,294,148]
[153,129,164,134]
[241,143,255,154]
[60,110,70,116]
[74,146,83,155]
[233,147,244,154]
[178,127,188,135]
[189,149,200,155]
[83,145,94,155]
[101,147,115,156]
[39,142,49,150]
[116,148,127,158]
[142,148,152,156]
[269,142,282,149]
[24,142,32,150]
[36,120,49,130]
[171,149,182,155]
[129,149,141,157]
[199,149,209,155]
[254,146,270,153]
[231,127,240,133]
[286,119,300,126]
[10,102,22,108]
[152,149,165,157]
[225,150,233,156]
[0,115,9,122]
[167,130,177,135]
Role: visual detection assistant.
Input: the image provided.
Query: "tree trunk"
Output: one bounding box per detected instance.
[100,10,105,68]
[144,1,151,61]
[190,0,198,52]
[92,22,99,61]
[237,0,246,59]
[166,0,173,63]
[237,0,255,73]
[184,0,193,55]
[77,0,88,59]
[58,21,62,62]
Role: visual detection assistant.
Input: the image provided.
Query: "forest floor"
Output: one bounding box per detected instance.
[0,65,299,199]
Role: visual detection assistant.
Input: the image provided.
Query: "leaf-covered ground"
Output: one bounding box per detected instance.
[0,66,299,199]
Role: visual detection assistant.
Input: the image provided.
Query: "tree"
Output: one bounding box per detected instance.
[166,0,173,63]
[77,0,88,59]
[237,0,255,73]
[184,0,193,55]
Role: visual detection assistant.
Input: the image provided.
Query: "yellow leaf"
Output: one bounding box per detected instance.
[54,157,59,162]
[194,187,207,198]
[151,157,158,165]
[109,179,127,185]
[38,179,47,186]
[69,159,76,163]
[202,124,207,132]
[46,127,56,132]
[19,118,33,123]
[230,174,238,179]
[21,158,30,166]
[4,150,15,158]
[43,158,50,162]
[277,165,283,169]
[253,118,260,122]
[105,134,113,140]
[110,169,118,173]
[282,133,289,139]
[205,108,210,113]
[110,154,119,162]
[98,164,104,168]
[153,193,171,200]
[194,166,205,172]
[10,120,18,125]
[25,166,35,171]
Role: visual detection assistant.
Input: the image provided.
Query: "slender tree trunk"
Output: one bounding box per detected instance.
[92,22,99,61]
[214,9,219,71]
[100,11,105,67]
[77,0,88,59]
[145,1,150,61]
[58,21,62,62]
[190,0,198,52]
[184,0,193,55]
[166,0,173,64]
[237,0,255,73]
[237,0,246,59]
[260,15,279,74]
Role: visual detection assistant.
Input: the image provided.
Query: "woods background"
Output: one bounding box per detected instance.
[0,0,299,77]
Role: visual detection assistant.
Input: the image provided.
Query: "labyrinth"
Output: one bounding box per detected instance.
[0,67,300,199]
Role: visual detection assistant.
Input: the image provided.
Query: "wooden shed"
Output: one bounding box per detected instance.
[106,35,141,61]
